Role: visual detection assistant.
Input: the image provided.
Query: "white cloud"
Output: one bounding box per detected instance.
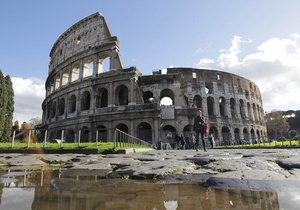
[12,77,45,123]
[195,34,300,111]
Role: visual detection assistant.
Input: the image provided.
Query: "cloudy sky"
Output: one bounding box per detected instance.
[0,0,300,123]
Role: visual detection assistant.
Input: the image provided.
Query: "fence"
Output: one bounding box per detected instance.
[114,128,152,149]
[6,128,153,149]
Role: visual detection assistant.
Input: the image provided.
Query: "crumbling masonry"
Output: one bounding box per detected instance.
[42,12,267,146]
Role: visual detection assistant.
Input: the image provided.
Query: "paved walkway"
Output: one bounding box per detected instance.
[1,148,300,192]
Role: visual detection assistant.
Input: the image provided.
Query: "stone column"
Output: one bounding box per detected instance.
[108,81,113,107]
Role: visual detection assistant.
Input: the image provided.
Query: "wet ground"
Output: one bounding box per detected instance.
[0,148,300,209]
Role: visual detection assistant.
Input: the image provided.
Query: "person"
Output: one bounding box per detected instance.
[193,109,207,151]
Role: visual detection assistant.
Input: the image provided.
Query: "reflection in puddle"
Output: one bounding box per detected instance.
[0,169,296,210]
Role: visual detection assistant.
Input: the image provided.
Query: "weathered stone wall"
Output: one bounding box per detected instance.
[42,12,267,146]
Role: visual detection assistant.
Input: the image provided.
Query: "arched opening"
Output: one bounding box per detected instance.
[71,63,80,82]
[96,88,108,108]
[116,123,129,134]
[247,102,252,120]
[62,69,69,86]
[66,129,75,143]
[80,126,89,142]
[68,95,76,113]
[193,95,202,108]
[256,129,261,143]
[162,125,176,147]
[239,99,246,119]
[51,102,56,119]
[234,128,240,144]
[50,79,55,94]
[160,89,174,105]
[219,97,226,116]
[96,125,108,142]
[55,74,60,90]
[230,98,236,118]
[83,59,93,77]
[243,128,249,144]
[143,91,154,103]
[207,96,214,116]
[98,55,110,73]
[116,85,128,106]
[222,127,230,145]
[58,98,65,116]
[81,91,91,111]
[137,122,152,144]
[251,129,255,144]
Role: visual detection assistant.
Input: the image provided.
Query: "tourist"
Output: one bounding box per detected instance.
[193,109,207,152]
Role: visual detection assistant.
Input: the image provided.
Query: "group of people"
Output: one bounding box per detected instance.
[174,109,215,151]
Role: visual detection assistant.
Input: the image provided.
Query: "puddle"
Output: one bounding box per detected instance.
[0,169,298,210]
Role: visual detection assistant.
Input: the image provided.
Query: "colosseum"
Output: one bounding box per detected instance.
[42,12,267,147]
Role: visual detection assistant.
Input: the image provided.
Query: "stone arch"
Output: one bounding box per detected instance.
[160,89,175,105]
[234,128,240,144]
[162,125,176,145]
[230,98,236,118]
[62,68,69,86]
[183,124,193,139]
[96,88,108,108]
[219,97,226,117]
[96,125,108,142]
[116,123,129,133]
[247,102,252,120]
[251,128,255,144]
[68,95,76,113]
[115,85,128,106]
[51,102,56,118]
[49,131,55,142]
[243,128,249,144]
[71,63,80,82]
[50,79,55,94]
[239,99,246,119]
[207,96,214,116]
[83,58,93,77]
[209,126,218,145]
[66,129,75,143]
[55,73,60,90]
[253,103,257,122]
[80,126,89,142]
[222,126,230,145]
[256,129,261,143]
[98,54,110,73]
[137,122,152,143]
[143,90,154,103]
[81,91,91,110]
[58,98,65,116]
[193,95,202,109]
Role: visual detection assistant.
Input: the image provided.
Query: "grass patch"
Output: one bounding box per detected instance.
[216,140,299,149]
[0,142,148,154]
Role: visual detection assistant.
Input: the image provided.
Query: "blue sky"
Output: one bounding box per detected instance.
[1,0,300,123]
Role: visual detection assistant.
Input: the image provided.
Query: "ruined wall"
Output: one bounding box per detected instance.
[42,13,267,146]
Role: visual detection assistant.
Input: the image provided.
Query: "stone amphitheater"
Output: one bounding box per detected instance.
[42,12,267,146]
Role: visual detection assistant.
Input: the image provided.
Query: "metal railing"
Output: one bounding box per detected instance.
[114,128,152,149]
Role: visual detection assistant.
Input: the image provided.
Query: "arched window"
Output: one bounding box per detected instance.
[160,89,174,105]
[116,85,128,106]
[58,98,65,116]
[81,91,91,110]
[137,122,152,143]
[68,95,76,113]
[83,59,93,77]
[207,96,214,116]
[96,88,108,108]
